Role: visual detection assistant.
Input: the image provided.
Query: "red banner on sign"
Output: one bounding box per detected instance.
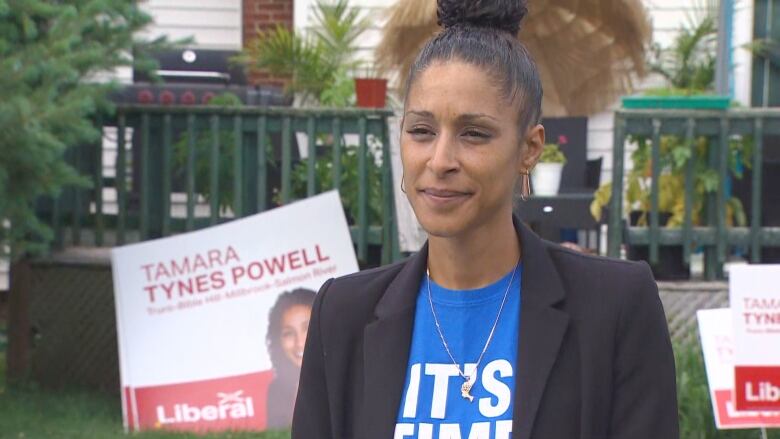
[714,389,780,428]
[123,371,273,433]
[735,366,780,411]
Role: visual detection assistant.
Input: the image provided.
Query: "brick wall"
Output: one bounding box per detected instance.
[242,0,294,87]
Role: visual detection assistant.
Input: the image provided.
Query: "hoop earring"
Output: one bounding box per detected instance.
[401,175,407,194]
[519,171,532,201]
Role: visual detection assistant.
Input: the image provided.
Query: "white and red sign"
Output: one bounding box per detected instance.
[697,308,780,429]
[112,191,359,433]
[730,265,780,412]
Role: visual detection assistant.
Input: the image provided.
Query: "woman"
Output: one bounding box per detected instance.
[265,288,315,429]
[293,0,678,437]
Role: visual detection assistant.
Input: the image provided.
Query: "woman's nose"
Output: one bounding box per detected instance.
[427,134,459,177]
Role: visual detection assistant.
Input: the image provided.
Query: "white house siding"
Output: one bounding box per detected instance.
[139,0,243,50]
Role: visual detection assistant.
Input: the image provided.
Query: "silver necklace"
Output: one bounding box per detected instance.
[426,261,519,402]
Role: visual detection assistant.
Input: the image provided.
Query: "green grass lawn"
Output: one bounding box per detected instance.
[0,353,290,439]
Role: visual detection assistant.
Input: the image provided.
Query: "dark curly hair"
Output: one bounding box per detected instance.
[266,288,316,374]
[405,0,542,131]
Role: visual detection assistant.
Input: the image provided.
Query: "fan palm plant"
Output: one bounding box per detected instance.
[238,0,369,107]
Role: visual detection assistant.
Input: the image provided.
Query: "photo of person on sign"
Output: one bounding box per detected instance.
[265,288,316,429]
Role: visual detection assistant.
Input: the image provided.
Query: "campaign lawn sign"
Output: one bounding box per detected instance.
[697,308,780,429]
[111,191,359,433]
[730,265,780,412]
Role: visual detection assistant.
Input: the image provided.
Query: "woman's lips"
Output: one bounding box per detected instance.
[419,188,472,207]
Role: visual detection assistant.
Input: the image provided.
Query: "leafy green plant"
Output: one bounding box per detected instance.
[591,134,751,228]
[172,93,277,213]
[647,2,717,95]
[283,144,383,226]
[238,0,369,107]
[539,136,568,164]
[539,145,566,164]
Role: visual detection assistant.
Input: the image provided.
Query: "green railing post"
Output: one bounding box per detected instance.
[751,118,764,263]
[332,118,343,191]
[649,119,662,264]
[233,115,243,218]
[209,114,220,226]
[357,117,369,262]
[257,116,268,212]
[716,117,729,265]
[186,114,196,231]
[307,116,317,197]
[683,119,695,265]
[608,115,627,258]
[381,117,393,265]
[116,113,127,245]
[140,113,151,241]
[703,126,718,280]
[162,113,172,236]
[94,122,104,246]
[281,116,292,204]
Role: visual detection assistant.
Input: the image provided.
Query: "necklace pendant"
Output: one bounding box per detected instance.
[460,380,474,402]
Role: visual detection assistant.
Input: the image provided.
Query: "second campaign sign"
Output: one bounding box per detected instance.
[730,265,780,412]
[111,191,360,433]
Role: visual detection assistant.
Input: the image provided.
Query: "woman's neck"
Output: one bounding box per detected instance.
[426,214,521,290]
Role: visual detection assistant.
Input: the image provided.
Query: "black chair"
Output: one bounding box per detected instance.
[585,157,603,190]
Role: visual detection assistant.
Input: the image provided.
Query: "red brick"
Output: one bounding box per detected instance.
[243,0,293,86]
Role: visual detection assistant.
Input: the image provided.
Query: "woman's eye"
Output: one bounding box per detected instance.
[463,129,490,139]
[406,127,434,137]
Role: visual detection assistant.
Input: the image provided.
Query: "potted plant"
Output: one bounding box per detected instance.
[623,7,729,109]
[238,0,369,107]
[590,133,751,279]
[353,65,387,108]
[531,135,568,196]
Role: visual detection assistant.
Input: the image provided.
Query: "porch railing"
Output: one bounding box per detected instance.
[607,108,780,279]
[44,104,400,266]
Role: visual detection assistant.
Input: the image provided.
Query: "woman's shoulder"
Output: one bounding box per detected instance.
[541,240,658,308]
[544,240,654,280]
[314,257,414,318]
[327,257,410,293]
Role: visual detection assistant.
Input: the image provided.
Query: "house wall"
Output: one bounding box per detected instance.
[139,0,244,49]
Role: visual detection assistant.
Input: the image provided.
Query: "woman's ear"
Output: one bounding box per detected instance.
[518,124,545,173]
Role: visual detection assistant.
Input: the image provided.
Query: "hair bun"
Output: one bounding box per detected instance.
[437,0,528,35]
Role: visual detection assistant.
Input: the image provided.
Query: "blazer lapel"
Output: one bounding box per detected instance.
[358,244,428,438]
[513,219,570,439]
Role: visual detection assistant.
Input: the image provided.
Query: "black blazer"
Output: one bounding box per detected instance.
[292,219,679,439]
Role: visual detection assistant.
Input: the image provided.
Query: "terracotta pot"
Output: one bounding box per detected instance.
[354,78,387,108]
[531,163,564,196]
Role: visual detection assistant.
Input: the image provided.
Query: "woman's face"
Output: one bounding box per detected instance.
[280,304,311,368]
[401,60,543,238]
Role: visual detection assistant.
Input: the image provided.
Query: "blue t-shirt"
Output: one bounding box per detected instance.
[394,264,522,439]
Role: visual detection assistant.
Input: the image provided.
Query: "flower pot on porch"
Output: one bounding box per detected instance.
[531,163,564,196]
[354,78,387,108]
